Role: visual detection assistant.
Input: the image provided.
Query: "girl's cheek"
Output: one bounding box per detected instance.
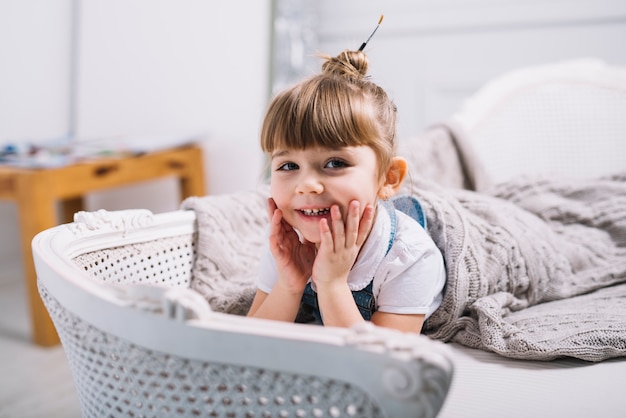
[269,182,282,199]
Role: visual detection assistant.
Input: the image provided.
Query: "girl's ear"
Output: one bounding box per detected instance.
[378,157,408,199]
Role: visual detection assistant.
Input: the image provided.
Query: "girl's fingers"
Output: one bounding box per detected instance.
[318,218,334,252]
[269,207,280,234]
[330,205,345,247]
[320,201,372,253]
[344,200,360,247]
[326,201,367,249]
[268,208,284,251]
[356,204,375,246]
[266,197,277,221]
[269,201,293,235]
[269,206,295,251]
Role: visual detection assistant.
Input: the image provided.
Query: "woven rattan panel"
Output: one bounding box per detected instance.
[39,282,383,417]
[72,234,196,288]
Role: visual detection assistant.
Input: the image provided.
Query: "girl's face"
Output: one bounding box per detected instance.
[269,145,384,244]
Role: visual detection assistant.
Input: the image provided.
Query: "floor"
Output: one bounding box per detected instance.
[0,261,81,418]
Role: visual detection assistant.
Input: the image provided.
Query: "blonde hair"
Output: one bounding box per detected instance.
[260,49,397,177]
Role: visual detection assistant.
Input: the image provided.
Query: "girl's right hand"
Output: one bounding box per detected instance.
[267,198,315,294]
[312,200,375,288]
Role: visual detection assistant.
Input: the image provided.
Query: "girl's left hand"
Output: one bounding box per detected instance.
[312,200,375,288]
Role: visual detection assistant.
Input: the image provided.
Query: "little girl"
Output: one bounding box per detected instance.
[247,48,446,334]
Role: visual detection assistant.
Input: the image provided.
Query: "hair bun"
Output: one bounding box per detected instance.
[321,50,368,79]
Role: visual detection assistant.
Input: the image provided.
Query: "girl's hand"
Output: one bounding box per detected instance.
[267,198,315,294]
[312,200,375,288]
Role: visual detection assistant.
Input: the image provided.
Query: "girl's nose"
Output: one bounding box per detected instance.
[296,172,324,195]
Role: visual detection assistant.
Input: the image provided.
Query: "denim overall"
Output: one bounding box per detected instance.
[297,195,427,324]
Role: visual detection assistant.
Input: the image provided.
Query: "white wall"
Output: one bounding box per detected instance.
[0,0,271,273]
[314,0,626,140]
[78,0,270,206]
[76,0,270,195]
[0,0,74,268]
[0,0,73,141]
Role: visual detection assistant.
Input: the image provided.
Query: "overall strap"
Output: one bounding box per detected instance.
[388,194,427,229]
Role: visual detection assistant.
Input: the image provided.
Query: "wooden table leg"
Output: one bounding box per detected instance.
[179,147,207,199]
[17,172,60,346]
[61,196,85,224]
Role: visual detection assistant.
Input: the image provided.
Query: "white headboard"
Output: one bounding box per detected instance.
[451,59,626,182]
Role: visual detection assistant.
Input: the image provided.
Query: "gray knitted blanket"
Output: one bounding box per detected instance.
[182,172,626,362]
[404,173,626,362]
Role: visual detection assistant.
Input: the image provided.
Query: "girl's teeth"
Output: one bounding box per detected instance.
[302,208,330,216]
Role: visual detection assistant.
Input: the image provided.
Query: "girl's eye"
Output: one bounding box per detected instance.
[324,159,348,169]
[277,162,298,171]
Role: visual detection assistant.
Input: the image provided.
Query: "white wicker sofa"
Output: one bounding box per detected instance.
[33,59,626,418]
[33,206,454,418]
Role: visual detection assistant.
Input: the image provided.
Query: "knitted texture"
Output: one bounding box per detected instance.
[407,172,626,361]
[398,122,493,192]
[181,187,269,315]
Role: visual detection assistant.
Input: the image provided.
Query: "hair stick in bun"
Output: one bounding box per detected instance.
[358,14,384,51]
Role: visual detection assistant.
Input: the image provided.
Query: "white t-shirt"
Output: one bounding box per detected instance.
[257,203,446,319]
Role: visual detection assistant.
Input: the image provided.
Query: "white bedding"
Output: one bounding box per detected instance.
[440,344,626,418]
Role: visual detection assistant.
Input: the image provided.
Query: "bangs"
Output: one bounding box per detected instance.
[261,75,380,153]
